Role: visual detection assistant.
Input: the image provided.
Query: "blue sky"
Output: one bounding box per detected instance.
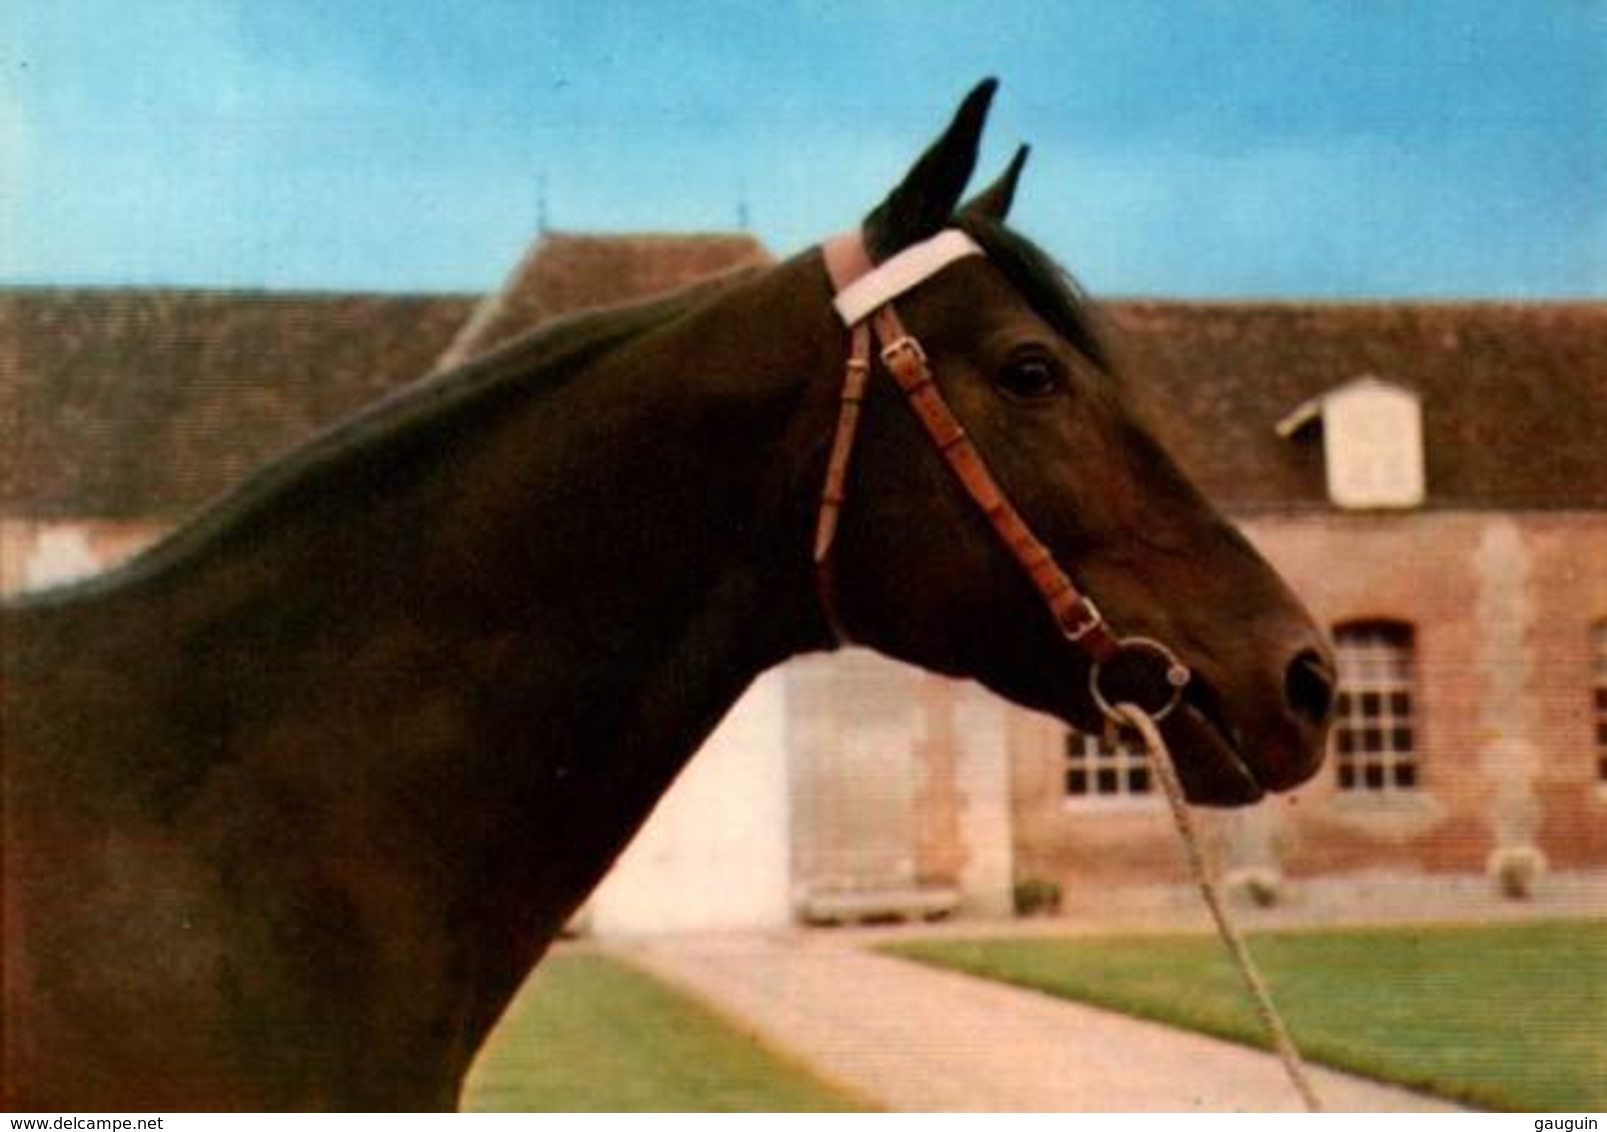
[4,1,1602,298]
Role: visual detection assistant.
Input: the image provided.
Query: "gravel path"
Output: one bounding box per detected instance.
[612,931,1462,1113]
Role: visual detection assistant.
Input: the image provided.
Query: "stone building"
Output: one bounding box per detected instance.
[1,288,473,591]
[4,235,1604,930]
[0,232,768,592]
[1009,302,1607,914]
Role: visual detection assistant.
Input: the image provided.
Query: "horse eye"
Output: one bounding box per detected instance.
[997,355,1064,400]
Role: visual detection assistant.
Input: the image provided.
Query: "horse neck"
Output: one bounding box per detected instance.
[18,252,845,1062]
[165,257,832,774]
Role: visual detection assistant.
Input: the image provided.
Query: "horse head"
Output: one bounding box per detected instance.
[816,80,1336,805]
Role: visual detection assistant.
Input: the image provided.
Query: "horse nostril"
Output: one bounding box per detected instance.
[1285,647,1336,727]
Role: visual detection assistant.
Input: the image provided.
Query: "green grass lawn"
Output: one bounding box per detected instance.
[884,920,1606,1112]
[460,950,872,1112]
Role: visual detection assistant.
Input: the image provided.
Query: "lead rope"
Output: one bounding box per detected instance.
[1115,702,1323,1113]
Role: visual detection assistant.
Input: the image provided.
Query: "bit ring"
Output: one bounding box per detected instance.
[1089,636,1191,724]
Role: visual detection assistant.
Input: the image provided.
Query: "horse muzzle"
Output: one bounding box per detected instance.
[1162,640,1337,807]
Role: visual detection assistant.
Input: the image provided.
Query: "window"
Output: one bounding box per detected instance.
[1065,728,1151,800]
[1594,622,1607,784]
[1332,621,1418,792]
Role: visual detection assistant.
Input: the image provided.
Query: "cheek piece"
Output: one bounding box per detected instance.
[813,227,1191,725]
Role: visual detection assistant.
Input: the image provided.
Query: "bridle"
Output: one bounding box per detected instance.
[813,228,1324,1109]
[812,227,1192,725]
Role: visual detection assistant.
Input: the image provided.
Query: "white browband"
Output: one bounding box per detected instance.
[829,229,984,326]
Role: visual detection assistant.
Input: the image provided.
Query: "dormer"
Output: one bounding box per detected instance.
[1277,376,1425,510]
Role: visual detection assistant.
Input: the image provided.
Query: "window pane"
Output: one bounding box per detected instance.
[1332,621,1417,793]
[1064,729,1153,801]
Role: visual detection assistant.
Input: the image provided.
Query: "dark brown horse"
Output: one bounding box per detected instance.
[2,82,1334,1110]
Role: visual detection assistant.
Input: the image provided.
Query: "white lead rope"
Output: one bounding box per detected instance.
[1115,702,1324,1113]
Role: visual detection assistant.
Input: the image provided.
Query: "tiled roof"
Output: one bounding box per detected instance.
[434,230,772,368]
[3,255,1603,518]
[1108,300,1607,511]
[1,288,474,518]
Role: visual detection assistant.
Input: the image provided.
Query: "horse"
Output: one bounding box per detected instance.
[1,80,1336,1110]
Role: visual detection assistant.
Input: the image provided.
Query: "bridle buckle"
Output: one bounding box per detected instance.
[879,335,927,370]
[1062,598,1104,643]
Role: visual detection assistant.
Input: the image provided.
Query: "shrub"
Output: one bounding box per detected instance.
[1225,866,1282,908]
[1013,876,1063,916]
[1487,845,1546,899]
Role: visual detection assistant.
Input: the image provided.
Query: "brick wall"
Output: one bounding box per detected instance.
[1527,517,1607,868]
[1007,511,1607,897]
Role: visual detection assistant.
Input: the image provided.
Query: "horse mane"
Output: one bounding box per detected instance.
[9,266,764,610]
[955,214,1112,374]
[10,226,1098,613]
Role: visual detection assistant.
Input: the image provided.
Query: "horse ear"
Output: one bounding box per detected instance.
[960,144,1029,221]
[863,78,998,260]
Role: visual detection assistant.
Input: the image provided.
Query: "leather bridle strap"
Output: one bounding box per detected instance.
[814,228,1192,723]
[810,318,871,631]
[868,302,1120,662]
